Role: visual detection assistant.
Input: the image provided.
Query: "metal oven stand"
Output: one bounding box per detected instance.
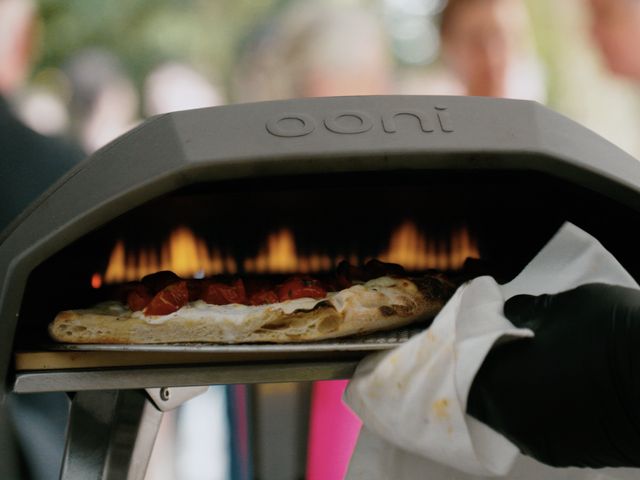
[60,387,207,480]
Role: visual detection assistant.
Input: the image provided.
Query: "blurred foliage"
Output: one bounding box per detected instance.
[35,0,283,94]
[522,0,563,107]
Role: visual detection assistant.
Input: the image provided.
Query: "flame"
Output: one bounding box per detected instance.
[91,273,103,289]
[96,221,479,286]
[379,221,479,271]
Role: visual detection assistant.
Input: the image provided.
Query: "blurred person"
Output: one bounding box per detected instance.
[14,85,70,137]
[143,61,223,116]
[0,1,82,479]
[63,48,139,153]
[588,0,640,82]
[234,1,393,101]
[438,0,545,101]
[0,0,82,231]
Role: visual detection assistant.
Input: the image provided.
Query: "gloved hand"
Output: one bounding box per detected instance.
[467,283,640,468]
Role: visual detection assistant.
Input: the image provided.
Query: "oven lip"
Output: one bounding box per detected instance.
[2,95,640,395]
[12,326,424,393]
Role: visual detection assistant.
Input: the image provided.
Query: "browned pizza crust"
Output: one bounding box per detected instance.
[49,275,455,344]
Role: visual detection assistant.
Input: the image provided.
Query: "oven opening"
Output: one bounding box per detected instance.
[15,169,640,348]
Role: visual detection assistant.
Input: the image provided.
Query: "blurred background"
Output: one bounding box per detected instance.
[9,0,640,156]
[4,0,640,479]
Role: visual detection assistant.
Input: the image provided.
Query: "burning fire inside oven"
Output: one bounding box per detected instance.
[92,220,480,288]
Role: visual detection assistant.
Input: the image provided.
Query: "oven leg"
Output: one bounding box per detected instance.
[60,387,207,480]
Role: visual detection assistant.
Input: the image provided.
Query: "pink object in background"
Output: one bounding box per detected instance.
[306,379,362,480]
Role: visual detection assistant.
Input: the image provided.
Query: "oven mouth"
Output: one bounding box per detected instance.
[13,168,640,352]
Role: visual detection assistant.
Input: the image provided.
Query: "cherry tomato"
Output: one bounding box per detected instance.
[232,279,247,303]
[277,277,327,301]
[144,281,188,315]
[141,271,181,294]
[364,259,405,280]
[335,260,363,289]
[127,284,152,311]
[249,290,279,305]
[186,279,203,302]
[202,279,247,305]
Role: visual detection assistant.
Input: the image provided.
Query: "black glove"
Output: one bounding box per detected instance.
[467,283,640,468]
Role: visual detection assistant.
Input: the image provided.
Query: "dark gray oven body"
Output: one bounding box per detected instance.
[2,95,640,396]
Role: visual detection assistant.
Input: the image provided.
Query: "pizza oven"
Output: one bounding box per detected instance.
[2,96,640,477]
[3,94,640,392]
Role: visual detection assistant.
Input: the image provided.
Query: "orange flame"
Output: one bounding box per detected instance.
[379,221,479,271]
[90,273,103,289]
[95,221,479,286]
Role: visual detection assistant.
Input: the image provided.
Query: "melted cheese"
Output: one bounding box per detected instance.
[132,297,326,325]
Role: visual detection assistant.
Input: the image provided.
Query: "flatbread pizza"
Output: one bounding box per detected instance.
[49,261,456,344]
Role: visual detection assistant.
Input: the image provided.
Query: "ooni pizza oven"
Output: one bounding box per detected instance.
[3,95,640,478]
[3,95,640,395]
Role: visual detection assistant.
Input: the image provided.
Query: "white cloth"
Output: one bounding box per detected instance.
[345,223,640,479]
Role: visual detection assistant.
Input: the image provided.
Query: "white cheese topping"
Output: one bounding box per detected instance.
[134,296,328,325]
[129,276,405,326]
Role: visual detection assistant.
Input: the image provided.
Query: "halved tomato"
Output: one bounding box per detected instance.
[144,281,189,315]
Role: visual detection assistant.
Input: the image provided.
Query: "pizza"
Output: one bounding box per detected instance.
[48,260,456,344]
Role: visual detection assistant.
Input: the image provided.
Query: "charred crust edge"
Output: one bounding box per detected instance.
[379,305,396,317]
[413,275,456,303]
